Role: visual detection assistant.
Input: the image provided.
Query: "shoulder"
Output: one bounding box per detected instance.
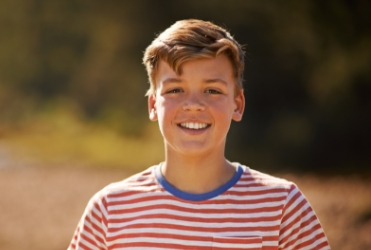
[236,164,297,192]
[88,165,160,206]
[231,164,308,208]
[235,164,318,219]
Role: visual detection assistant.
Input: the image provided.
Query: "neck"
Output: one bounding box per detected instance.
[161,148,237,194]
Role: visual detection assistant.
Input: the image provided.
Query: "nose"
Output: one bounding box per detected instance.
[182,93,205,111]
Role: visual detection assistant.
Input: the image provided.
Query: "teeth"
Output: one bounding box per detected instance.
[180,122,208,129]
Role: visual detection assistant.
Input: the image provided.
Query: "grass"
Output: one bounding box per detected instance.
[0,105,164,171]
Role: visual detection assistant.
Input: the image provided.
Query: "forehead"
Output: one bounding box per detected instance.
[155,55,235,86]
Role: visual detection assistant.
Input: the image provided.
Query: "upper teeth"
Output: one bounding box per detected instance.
[181,122,208,129]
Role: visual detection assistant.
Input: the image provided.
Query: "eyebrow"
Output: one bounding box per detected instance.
[162,78,183,85]
[162,77,228,85]
[203,78,228,86]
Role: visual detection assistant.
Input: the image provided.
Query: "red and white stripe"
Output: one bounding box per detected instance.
[68,165,330,250]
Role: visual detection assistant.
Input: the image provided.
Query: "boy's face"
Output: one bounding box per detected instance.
[148,55,245,158]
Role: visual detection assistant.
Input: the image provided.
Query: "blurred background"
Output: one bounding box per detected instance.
[0,0,370,249]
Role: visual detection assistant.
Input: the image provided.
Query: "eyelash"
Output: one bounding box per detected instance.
[166,88,183,94]
[205,89,221,94]
[165,89,222,94]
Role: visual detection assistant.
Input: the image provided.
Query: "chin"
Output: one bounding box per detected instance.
[175,143,215,156]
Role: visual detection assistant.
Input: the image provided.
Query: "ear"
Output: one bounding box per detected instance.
[148,93,158,121]
[232,89,245,122]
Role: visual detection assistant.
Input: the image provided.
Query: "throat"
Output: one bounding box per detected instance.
[160,160,237,194]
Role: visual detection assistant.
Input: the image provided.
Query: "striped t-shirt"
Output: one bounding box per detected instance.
[68,164,330,250]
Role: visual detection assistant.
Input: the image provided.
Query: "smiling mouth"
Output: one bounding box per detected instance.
[179,122,210,130]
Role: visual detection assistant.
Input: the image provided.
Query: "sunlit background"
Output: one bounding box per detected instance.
[0,1,370,249]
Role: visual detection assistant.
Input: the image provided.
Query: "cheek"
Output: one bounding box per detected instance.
[159,97,179,111]
[207,98,235,114]
[156,99,176,122]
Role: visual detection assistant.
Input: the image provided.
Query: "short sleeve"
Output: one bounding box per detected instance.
[68,192,108,250]
[279,184,330,250]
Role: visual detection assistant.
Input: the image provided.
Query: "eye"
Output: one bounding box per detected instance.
[166,88,183,94]
[205,89,222,94]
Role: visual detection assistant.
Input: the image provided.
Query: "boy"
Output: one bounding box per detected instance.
[68,19,330,250]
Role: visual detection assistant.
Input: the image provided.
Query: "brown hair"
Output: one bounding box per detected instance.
[143,19,245,96]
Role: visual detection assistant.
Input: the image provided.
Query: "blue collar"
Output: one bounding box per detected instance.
[155,164,244,201]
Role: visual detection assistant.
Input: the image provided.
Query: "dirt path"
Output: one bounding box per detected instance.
[0,164,370,250]
[0,165,132,250]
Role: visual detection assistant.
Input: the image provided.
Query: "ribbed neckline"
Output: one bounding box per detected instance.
[154,163,244,201]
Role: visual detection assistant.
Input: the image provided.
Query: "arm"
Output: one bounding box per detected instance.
[68,192,108,250]
[279,184,330,250]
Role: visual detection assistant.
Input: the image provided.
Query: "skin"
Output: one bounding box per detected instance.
[148,55,245,194]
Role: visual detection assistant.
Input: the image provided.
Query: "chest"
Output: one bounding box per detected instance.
[104,198,284,249]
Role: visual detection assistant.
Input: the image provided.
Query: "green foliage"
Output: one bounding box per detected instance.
[0,0,370,172]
